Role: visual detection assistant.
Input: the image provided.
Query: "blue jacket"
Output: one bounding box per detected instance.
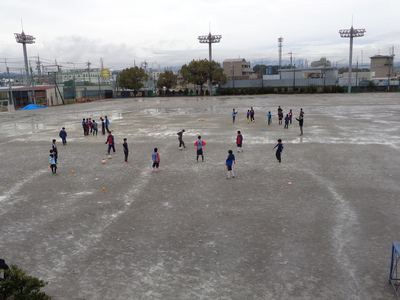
[49,154,55,165]
[274,143,284,152]
[59,130,67,138]
[226,153,235,167]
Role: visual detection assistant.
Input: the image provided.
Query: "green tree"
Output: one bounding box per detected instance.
[253,65,282,75]
[0,265,51,300]
[63,80,74,87]
[119,66,149,96]
[253,64,267,75]
[180,59,227,92]
[157,70,178,90]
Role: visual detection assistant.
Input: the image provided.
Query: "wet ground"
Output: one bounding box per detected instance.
[1,93,400,299]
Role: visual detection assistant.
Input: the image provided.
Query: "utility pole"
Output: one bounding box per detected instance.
[339,25,366,93]
[288,52,293,67]
[278,37,283,69]
[5,59,14,111]
[98,75,101,99]
[29,61,35,104]
[87,60,91,84]
[355,59,359,87]
[36,55,42,76]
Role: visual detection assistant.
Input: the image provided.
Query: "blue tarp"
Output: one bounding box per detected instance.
[19,104,46,110]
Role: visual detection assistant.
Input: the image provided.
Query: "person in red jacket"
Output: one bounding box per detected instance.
[236,131,243,153]
[105,132,116,154]
[194,135,206,162]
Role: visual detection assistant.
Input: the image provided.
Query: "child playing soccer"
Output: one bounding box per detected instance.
[284,114,290,129]
[151,148,160,172]
[49,149,57,175]
[92,120,98,136]
[236,131,243,153]
[232,109,238,123]
[194,135,207,162]
[105,132,116,154]
[52,139,58,164]
[226,150,236,179]
[100,117,106,135]
[177,129,186,149]
[123,138,129,163]
[273,139,284,163]
[59,127,67,145]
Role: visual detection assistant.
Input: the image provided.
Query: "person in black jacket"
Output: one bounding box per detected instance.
[296,115,304,135]
[123,138,129,163]
[177,129,186,149]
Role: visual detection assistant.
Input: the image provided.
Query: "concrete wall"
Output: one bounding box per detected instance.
[222,78,338,88]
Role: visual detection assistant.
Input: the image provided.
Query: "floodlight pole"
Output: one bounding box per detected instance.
[339,26,365,93]
[14,31,35,88]
[14,31,35,103]
[198,32,222,96]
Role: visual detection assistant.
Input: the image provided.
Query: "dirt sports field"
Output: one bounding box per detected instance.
[1,93,400,300]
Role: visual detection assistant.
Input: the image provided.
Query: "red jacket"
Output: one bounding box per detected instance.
[194,140,206,149]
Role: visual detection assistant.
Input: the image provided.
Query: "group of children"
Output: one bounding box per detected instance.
[81,116,112,137]
[49,116,114,175]
[253,106,305,136]
[49,107,305,177]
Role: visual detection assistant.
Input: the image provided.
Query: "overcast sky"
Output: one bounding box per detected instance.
[0,0,399,73]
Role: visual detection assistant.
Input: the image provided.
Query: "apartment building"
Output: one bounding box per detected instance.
[370,55,396,79]
[223,59,257,80]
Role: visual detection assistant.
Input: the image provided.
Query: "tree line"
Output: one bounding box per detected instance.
[118,59,227,95]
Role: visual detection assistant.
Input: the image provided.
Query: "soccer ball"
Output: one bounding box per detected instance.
[101,159,106,164]
[179,147,182,150]
[108,155,112,159]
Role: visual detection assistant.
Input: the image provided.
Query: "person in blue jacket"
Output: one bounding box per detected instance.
[268,111,272,126]
[59,127,67,145]
[105,116,111,133]
[284,114,290,129]
[232,109,238,123]
[226,150,236,179]
[273,139,284,163]
[49,149,57,175]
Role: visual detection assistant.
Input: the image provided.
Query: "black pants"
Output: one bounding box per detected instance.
[276,151,281,163]
[106,125,110,133]
[179,138,185,148]
[124,150,129,162]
